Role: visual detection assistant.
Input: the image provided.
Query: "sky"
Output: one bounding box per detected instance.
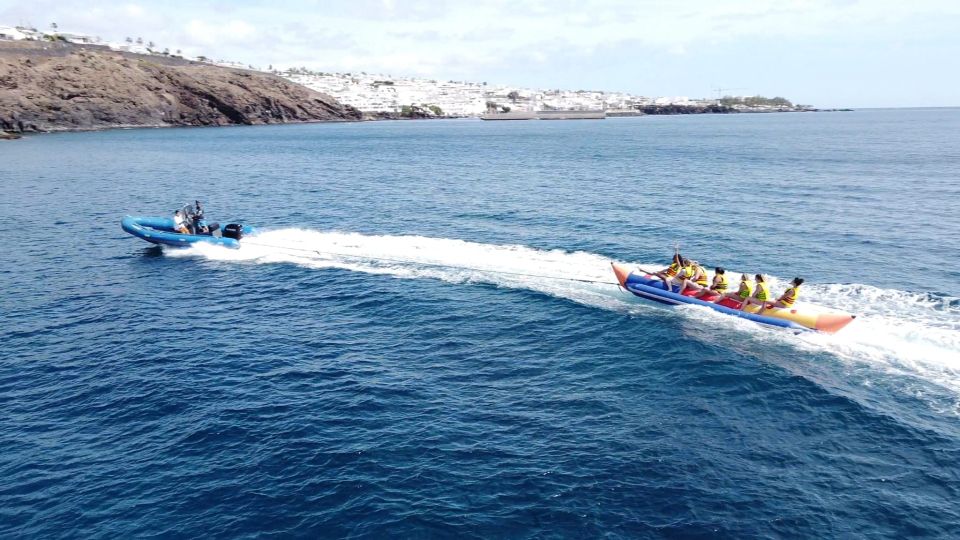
[2,0,958,108]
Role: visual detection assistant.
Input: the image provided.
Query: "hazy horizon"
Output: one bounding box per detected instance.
[2,0,958,109]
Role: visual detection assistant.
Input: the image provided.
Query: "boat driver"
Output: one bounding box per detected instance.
[192,200,209,234]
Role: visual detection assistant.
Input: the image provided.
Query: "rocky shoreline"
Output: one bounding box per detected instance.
[0,40,363,134]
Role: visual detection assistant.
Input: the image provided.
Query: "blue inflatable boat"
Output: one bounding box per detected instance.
[121,214,253,249]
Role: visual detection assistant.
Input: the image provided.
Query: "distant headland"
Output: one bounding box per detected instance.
[0,40,362,134]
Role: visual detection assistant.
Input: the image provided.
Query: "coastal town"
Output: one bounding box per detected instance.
[0,23,810,120]
[280,69,695,117]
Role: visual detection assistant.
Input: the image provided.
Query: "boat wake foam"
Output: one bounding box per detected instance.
[172,228,960,405]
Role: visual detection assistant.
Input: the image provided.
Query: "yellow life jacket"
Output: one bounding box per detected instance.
[755,281,770,301]
[780,285,800,307]
[678,265,695,279]
[738,280,754,299]
[711,273,729,291]
[693,265,709,287]
[663,261,680,277]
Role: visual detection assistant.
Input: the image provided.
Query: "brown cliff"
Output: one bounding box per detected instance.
[0,40,362,133]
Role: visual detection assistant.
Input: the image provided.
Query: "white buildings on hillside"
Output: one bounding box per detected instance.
[56,32,96,44]
[0,24,232,66]
[0,25,42,41]
[284,72,489,116]
[280,71,686,116]
[0,26,101,43]
[111,43,152,54]
[0,25,100,45]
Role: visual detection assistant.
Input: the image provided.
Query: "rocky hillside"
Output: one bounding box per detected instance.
[0,41,362,133]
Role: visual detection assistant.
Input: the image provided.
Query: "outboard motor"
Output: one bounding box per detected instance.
[222,223,244,240]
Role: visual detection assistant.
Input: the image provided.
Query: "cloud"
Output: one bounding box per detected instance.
[183,19,257,47]
[122,3,145,18]
[390,29,444,41]
[2,0,958,105]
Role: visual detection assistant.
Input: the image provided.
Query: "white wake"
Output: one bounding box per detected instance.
[172,228,960,399]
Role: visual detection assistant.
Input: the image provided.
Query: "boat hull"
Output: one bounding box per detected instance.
[121,215,248,248]
[612,263,854,333]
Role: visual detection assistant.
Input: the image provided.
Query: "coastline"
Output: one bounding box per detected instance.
[1,107,858,138]
[0,115,471,139]
[0,41,853,137]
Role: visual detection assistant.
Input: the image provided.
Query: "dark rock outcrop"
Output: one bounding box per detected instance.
[0,41,362,133]
[636,104,738,115]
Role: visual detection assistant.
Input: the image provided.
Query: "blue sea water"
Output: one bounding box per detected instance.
[2,109,960,538]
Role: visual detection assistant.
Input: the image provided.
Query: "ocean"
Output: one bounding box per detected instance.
[2,109,959,538]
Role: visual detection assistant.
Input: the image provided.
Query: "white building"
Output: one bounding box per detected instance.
[112,43,152,55]
[57,31,97,44]
[0,25,98,43]
[0,25,35,40]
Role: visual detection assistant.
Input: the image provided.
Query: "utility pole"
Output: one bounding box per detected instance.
[713,86,745,100]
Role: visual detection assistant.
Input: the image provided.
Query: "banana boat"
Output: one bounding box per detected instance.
[611,263,855,333]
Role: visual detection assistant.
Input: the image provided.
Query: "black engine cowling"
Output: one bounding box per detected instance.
[223,223,244,240]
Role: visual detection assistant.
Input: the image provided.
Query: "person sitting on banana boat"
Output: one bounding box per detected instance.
[666,258,698,293]
[654,249,684,290]
[675,260,709,295]
[692,267,729,299]
[766,278,804,309]
[739,273,771,311]
[661,257,692,292]
[714,273,754,305]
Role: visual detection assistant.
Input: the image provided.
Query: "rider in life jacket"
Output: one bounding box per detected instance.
[676,260,709,295]
[666,258,694,292]
[739,273,771,311]
[768,278,804,309]
[654,249,684,290]
[693,267,729,299]
[714,273,754,304]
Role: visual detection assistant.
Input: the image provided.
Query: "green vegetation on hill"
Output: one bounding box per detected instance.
[399,104,444,118]
[719,95,794,108]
